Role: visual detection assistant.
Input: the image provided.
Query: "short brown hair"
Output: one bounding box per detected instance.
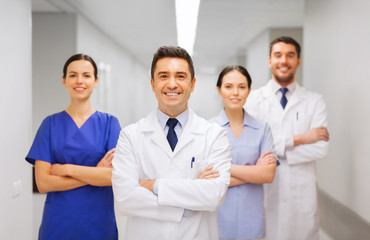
[270,36,301,58]
[151,46,195,80]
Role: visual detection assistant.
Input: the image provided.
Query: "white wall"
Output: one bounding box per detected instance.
[189,73,222,120]
[0,0,33,238]
[76,15,156,126]
[304,0,370,223]
[245,30,271,89]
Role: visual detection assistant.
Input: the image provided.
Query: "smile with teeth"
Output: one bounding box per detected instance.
[74,87,86,92]
[279,66,289,72]
[165,92,180,96]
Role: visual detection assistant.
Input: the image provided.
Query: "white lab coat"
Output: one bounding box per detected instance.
[245,80,328,240]
[112,108,231,240]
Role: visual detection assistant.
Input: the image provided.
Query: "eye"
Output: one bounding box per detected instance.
[177,74,186,79]
[240,85,246,89]
[159,74,168,79]
[224,85,231,89]
[69,74,76,78]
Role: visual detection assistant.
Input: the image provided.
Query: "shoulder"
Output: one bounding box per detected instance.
[40,111,65,126]
[190,110,226,137]
[95,111,119,122]
[208,116,219,125]
[95,111,121,125]
[297,86,325,103]
[246,112,267,129]
[250,83,269,98]
[121,115,148,136]
[208,111,224,126]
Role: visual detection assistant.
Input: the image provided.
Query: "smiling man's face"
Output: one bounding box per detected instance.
[151,57,196,117]
[268,42,301,87]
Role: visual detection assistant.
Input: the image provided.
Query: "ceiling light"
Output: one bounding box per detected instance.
[175,0,200,56]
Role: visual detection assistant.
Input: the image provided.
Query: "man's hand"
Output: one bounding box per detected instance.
[97,148,115,168]
[294,126,329,146]
[139,179,156,192]
[197,166,219,180]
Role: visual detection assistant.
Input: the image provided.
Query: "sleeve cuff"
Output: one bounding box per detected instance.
[285,135,294,150]
[153,179,159,195]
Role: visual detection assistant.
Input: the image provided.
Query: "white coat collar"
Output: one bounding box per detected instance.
[139,108,205,158]
[261,80,307,112]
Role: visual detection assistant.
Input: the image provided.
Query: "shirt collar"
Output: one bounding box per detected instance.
[157,108,189,130]
[271,79,296,95]
[217,108,260,129]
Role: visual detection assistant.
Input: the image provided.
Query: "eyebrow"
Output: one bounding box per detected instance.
[68,71,93,75]
[273,51,297,55]
[157,71,188,75]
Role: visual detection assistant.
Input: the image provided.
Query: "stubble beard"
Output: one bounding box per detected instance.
[274,72,295,85]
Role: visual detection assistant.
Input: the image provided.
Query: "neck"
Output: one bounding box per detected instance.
[66,98,95,118]
[272,76,295,88]
[159,105,188,118]
[224,107,244,126]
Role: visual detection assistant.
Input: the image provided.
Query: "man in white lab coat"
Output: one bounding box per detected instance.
[245,36,329,240]
[112,46,231,240]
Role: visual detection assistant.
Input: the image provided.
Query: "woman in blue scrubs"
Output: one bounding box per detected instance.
[210,66,277,240]
[26,54,121,239]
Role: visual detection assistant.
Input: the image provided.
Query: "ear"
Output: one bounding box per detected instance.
[151,78,155,92]
[190,77,196,92]
[62,77,66,87]
[93,78,99,88]
[246,88,251,98]
[297,58,302,68]
[217,87,222,96]
[268,57,272,68]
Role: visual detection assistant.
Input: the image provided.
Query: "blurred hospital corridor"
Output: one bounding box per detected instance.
[1,0,370,239]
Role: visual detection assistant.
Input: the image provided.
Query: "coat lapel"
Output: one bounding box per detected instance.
[284,83,306,113]
[262,80,284,114]
[140,109,173,158]
[174,110,194,154]
[139,109,205,159]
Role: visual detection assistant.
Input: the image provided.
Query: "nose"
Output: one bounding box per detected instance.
[232,87,238,95]
[76,75,83,84]
[167,76,177,88]
[281,55,288,63]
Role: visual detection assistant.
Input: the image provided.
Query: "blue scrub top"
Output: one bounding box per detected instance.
[26,111,121,240]
[210,109,276,239]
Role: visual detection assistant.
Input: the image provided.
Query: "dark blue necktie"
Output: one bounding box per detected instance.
[166,118,178,151]
[280,88,288,109]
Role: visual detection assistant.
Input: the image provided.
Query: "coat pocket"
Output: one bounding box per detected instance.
[293,112,311,134]
[186,158,206,179]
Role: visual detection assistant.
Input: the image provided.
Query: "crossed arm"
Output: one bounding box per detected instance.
[140,151,276,191]
[229,151,276,187]
[293,126,329,146]
[35,148,115,193]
